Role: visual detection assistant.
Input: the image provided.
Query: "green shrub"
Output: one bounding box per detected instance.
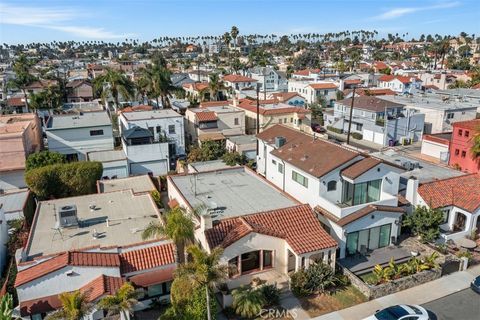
[25,161,103,199]
[150,190,163,208]
[290,262,338,296]
[259,284,280,306]
[402,206,444,243]
[456,250,473,262]
[350,132,363,140]
[222,151,246,166]
[290,269,309,297]
[326,126,343,134]
[25,151,66,171]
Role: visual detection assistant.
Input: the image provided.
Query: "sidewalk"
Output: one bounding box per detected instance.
[313,264,480,320]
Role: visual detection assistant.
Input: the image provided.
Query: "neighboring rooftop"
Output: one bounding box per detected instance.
[46,111,111,129]
[169,167,297,219]
[97,175,156,194]
[337,96,405,112]
[226,134,257,146]
[379,94,479,111]
[87,150,126,162]
[223,74,257,83]
[25,190,160,258]
[418,173,480,212]
[0,114,37,135]
[451,119,480,130]
[120,109,182,121]
[0,189,29,215]
[188,159,240,173]
[372,149,465,185]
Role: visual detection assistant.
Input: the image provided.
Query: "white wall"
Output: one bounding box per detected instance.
[421,140,449,160]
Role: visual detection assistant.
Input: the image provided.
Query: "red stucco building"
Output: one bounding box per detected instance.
[448,119,480,173]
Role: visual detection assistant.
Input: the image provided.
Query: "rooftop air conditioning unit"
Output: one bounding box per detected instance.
[57,205,79,228]
[275,136,286,148]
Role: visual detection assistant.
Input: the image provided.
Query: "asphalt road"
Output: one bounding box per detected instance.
[422,288,480,320]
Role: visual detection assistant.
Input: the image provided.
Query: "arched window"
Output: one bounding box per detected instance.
[327,180,337,191]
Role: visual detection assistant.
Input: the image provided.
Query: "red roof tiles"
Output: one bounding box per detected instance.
[120,243,176,274]
[205,204,337,254]
[223,74,257,83]
[129,266,175,287]
[418,174,480,212]
[315,205,404,227]
[341,158,382,179]
[309,83,337,90]
[378,75,419,84]
[195,111,218,122]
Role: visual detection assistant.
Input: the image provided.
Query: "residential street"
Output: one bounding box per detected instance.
[423,289,480,320]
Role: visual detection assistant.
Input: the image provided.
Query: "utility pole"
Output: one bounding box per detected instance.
[256,83,260,154]
[346,86,356,145]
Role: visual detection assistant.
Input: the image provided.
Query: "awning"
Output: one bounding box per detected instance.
[199,132,225,142]
[129,266,175,287]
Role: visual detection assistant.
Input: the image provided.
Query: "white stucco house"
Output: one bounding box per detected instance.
[45,111,114,161]
[378,75,422,93]
[405,174,480,242]
[256,125,406,259]
[288,80,337,105]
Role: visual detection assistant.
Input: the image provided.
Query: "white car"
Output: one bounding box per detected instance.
[364,305,431,320]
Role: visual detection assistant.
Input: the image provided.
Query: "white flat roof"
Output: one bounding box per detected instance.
[26,190,160,258]
[379,95,478,111]
[121,109,182,121]
[46,111,111,129]
[97,175,156,194]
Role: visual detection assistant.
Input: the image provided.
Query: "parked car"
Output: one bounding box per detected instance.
[471,275,480,294]
[311,123,326,133]
[364,305,430,320]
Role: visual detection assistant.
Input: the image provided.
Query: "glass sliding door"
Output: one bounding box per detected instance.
[354,182,368,205]
[358,229,369,252]
[367,180,381,203]
[379,224,391,248]
[343,179,382,206]
[343,181,354,206]
[369,226,381,250]
[346,232,359,256]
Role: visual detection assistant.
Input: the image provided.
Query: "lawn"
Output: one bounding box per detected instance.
[299,285,368,318]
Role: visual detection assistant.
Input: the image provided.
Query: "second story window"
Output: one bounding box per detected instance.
[90,129,104,136]
[292,170,308,188]
[447,113,454,119]
[234,118,239,125]
[278,163,284,174]
[461,150,466,158]
[458,129,463,136]
[327,180,337,191]
[168,125,175,134]
[465,130,470,137]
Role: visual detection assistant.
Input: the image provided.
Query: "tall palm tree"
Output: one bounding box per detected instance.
[231,286,266,319]
[231,26,239,49]
[45,291,92,320]
[92,68,134,110]
[176,245,229,320]
[208,73,225,101]
[8,54,36,112]
[97,283,140,319]
[142,206,194,264]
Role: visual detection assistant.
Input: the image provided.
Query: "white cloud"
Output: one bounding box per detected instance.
[0,3,131,39]
[374,1,460,20]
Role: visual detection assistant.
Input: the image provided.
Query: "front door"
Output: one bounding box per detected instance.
[453,212,467,232]
[287,250,296,273]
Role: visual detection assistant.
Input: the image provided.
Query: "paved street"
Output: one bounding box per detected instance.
[423,289,480,320]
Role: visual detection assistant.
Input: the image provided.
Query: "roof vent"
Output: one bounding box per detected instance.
[57,205,79,228]
[274,136,286,148]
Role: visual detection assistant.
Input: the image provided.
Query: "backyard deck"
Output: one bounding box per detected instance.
[338,246,412,275]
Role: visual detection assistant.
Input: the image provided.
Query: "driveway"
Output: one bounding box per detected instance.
[423,289,480,320]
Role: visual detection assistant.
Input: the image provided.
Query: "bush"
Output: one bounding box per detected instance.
[290,269,308,297]
[25,151,66,171]
[350,132,363,140]
[222,151,246,166]
[259,284,280,306]
[187,140,226,162]
[456,250,473,262]
[25,161,103,199]
[290,262,337,296]
[402,206,444,243]
[150,190,163,208]
[326,126,343,134]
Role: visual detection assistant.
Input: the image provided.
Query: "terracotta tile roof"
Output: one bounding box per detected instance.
[195,111,218,122]
[337,96,405,113]
[341,157,382,179]
[120,105,154,113]
[6,97,25,107]
[200,100,231,108]
[236,99,310,116]
[315,205,404,227]
[120,242,175,274]
[373,61,389,70]
[378,75,420,84]
[129,266,175,287]
[451,119,480,131]
[19,275,124,317]
[271,92,303,102]
[183,82,209,91]
[15,252,121,287]
[344,88,397,97]
[258,125,360,178]
[293,69,321,76]
[205,204,337,254]
[344,79,362,85]
[309,83,337,90]
[423,134,451,145]
[417,174,480,212]
[223,74,257,83]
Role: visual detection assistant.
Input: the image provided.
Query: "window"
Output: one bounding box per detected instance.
[447,113,454,119]
[465,130,470,137]
[292,171,308,188]
[327,180,337,191]
[89,129,104,136]
[272,159,277,165]
[455,149,460,156]
[263,250,273,268]
[343,179,382,206]
[168,125,175,134]
[279,119,283,124]
[278,163,284,173]
[241,251,260,273]
[355,123,363,131]
[156,125,161,133]
[234,118,239,125]
[290,118,293,123]
[441,209,450,224]
[346,224,392,256]
[461,150,466,158]
[458,129,463,136]
[228,257,239,277]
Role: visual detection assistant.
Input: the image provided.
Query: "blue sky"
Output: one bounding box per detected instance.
[0,0,479,44]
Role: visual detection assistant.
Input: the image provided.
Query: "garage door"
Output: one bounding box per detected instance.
[130,160,168,176]
[363,129,374,142]
[103,166,128,179]
[374,132,384,145]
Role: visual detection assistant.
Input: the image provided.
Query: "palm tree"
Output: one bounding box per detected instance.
[97,282,140,319]
[92,68,134,110]
[231,26,239,49]
[208,73,225,101]
[142,206,194,264]
[45,291,92,320]
[231,286,266,319]
[8,54,36,112]
[176,245,229,320]
[0,293,17,320]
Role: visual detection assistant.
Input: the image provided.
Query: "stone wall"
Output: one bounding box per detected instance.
[338,264,442,300]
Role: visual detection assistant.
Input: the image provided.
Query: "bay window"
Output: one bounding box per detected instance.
[343,179,382,206]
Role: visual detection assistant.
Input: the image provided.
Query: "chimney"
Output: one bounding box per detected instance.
[233,93,238,108]
[405,176,419,205]
[339,79,345,91]
[200,213,213,232]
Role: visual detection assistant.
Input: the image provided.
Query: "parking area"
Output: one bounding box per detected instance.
[422,289,480,320]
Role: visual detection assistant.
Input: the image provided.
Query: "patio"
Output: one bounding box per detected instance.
[338,246,411,275]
